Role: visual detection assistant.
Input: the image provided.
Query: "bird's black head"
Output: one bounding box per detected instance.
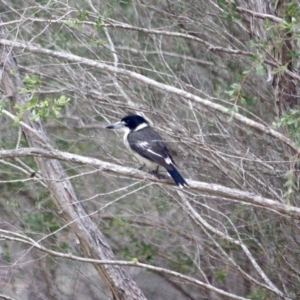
[106,114,149,131]
[121,114,148,130]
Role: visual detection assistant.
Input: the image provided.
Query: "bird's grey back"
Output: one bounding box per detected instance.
[128,126,166,149]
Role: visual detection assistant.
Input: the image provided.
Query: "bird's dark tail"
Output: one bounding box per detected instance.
[167,165,188,188]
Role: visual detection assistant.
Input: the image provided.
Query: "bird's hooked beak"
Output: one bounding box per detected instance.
[106,121,125,130]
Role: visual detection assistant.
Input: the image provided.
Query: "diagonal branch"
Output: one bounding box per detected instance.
[178,192,290,299]
[1,147,300,220]
[0,228,250,300]
[0,31,147,300]
[0,38,299,155]
[235,7,283,23]
[0,16,283,66]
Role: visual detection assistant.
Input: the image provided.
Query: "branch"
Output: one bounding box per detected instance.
[235,7,283,23]
[0,38,299,155]
[0,295,19,300]
[115,46,214,65]
[0,17,293,70]
[1,147,300,219]
[178,192,290,299]
[0,229,250,300]
[0,31,147,300]
[0,17,266,60]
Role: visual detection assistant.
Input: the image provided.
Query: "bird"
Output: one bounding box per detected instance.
[106,114,188,188]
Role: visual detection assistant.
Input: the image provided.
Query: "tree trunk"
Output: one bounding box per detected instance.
[0,29,147,300]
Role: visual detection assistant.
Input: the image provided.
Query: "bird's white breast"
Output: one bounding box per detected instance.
[122,128,158,169]
[122,126,131,150]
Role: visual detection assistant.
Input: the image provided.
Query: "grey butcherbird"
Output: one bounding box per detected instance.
[106,114,188,188]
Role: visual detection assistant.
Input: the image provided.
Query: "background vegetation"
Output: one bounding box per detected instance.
[0,0,299,299]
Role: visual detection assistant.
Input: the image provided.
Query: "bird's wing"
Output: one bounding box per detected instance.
[127,127,175,169]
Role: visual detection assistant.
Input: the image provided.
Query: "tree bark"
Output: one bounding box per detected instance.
[0,30,147,300]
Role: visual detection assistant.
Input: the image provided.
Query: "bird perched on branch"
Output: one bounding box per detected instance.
[106,114,188,188]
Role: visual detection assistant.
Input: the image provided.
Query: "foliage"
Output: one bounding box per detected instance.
[14,74,70,122]
[274,107,300,145]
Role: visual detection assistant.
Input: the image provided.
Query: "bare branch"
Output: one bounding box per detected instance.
[1,147,300,219]
[177,192,290,299]
[235,7,283,23]
[0,38,299,155]
[0,32,147,300]
[0,228,250,300]
[0,17,260,58]
[0,294,19,300]
[0,17,287,67]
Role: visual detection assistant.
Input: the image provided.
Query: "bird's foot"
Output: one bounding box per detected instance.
[149,170,168,180]
[138,164,146,170]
